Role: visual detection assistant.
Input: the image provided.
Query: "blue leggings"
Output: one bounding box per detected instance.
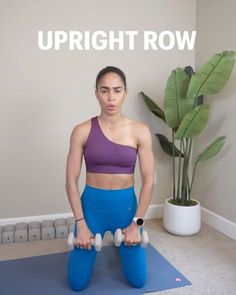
[67,184,147,291]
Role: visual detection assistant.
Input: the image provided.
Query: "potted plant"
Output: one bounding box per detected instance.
[140,50,235,236]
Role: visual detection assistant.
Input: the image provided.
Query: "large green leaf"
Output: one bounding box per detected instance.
[187,51,235,101]
[194,136,226,164]
[184,66,205,106]
[155,133,184,157]
[175,104,210,139]
[184,65,205,106]
[164,68,192,129]
[140,91,165,122]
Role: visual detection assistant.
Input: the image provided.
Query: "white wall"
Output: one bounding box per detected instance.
[0,0,196,219]
[193,0,236,223]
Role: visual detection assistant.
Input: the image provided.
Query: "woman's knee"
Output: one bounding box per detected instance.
[119,245,147,288]
[67,248,96,291]
[125,268,147,288]
[67,262,92,291]
[68,276,90,291]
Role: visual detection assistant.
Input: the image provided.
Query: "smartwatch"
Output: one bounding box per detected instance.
[132,216,145,227]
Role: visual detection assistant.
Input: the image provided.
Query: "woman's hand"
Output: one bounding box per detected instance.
[76,220,94,250]
[122,222,141,246]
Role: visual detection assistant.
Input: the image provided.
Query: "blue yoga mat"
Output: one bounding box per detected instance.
[0,243,191,294]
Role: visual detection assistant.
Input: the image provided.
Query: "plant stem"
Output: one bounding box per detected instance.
[186,139,193,200]
[172,130,176,199]
[186,139,192,202]
[181,137,193,205]
[189,162,198,196]
[181,138,188,205]
[182,138,186,201]
[177,139,183,200]
[187,173,190,201]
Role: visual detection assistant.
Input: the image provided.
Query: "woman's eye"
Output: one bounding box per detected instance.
[100,90,121,93]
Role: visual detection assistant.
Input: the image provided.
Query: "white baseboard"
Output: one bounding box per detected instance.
[0,204,235,241]
[201,206,236,241]
[144,204,164,219]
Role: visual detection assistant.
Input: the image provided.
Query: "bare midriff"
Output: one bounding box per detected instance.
[86,172,135,189]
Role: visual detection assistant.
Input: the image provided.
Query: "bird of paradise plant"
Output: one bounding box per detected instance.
[141,50,235,206]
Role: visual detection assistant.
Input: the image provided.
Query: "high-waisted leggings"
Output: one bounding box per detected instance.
[67,184,147,291]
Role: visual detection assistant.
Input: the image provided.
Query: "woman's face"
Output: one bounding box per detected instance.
[95,72,127,114]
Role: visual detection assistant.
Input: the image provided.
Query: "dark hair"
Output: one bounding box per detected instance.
[95,66,127,91]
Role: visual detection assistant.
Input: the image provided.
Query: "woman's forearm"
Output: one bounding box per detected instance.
[134,181,154,218]
[66,183,86,228]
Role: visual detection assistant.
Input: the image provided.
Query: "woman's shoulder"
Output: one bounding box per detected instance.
[73,117,92,130]
[70,118,92,144]
[125,117,152,148]
[125,116,150,131]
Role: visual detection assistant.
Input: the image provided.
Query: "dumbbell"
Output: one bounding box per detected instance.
[114,228,149,248]
[67,231,102,252]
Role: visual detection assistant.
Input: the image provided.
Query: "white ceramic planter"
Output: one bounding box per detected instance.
[163,198,201,236]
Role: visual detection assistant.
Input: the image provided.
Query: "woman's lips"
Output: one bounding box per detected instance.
[108,105,116,109]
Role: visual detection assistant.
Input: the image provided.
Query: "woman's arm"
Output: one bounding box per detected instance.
[66,124,95,250]
[122,123,155,245]
[134,124,155,218]
[65,125,86,228]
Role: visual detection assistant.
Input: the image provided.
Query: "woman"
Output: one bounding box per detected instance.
[66,66,155,291]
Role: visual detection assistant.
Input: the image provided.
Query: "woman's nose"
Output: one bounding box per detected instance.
[108,91,115,100]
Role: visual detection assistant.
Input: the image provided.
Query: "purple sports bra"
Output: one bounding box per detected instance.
[83,116,138,174]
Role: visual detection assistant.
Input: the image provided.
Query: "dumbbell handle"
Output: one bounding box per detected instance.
[114,228,148,248]
[67,232,102,252]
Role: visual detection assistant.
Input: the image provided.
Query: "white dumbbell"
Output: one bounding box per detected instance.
[114,228,149,248]
[67,231,102,252]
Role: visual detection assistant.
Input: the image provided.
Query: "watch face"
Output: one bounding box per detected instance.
[137,218,144,226]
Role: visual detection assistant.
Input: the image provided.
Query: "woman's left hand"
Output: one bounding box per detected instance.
[122,222,141,246]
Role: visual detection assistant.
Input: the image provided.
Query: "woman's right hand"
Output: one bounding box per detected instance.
[75,220,94,250]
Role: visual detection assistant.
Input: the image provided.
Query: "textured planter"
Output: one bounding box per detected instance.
[163,198,201,236]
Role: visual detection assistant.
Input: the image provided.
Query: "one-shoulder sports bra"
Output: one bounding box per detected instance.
[83,116,138,174]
